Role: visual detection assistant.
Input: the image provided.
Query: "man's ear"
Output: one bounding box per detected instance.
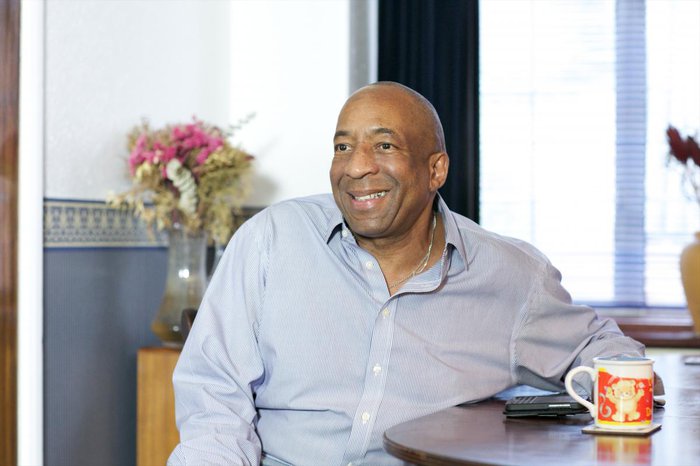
[429,151,449,192]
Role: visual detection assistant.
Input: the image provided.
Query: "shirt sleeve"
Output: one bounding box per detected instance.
[167,215,269,466]
[512,260,645,391]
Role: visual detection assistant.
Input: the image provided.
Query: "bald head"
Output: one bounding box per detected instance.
[330,80,450,245]
[345,82,447,154]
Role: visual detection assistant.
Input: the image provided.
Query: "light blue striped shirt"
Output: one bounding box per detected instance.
[168,194,643,466]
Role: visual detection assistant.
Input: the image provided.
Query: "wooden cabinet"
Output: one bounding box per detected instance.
[137,347,181,466]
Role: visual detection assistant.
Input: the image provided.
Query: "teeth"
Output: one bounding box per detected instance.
[354,191,387,201]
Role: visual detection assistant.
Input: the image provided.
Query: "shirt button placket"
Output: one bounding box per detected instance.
[343,301,394,463]
[361,411,370,424]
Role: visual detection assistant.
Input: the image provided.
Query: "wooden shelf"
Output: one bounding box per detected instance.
[137,347,181,466]
[599,309,700,348]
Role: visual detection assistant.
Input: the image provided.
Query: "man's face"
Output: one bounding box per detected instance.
[330,87,445,242]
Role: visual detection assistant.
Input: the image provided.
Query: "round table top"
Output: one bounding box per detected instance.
[384,353,700,466]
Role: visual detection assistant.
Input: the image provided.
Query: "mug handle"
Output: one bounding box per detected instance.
[564,366,597,417]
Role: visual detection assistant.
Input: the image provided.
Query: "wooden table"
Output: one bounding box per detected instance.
[137,347,181,466]
[384,354,700,465]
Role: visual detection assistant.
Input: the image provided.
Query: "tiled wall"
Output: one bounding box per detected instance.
[44,199,167,248]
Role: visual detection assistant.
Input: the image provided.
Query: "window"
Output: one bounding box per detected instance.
[479,0,700,309]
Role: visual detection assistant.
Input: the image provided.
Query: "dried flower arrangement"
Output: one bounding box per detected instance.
[108,117,254,244]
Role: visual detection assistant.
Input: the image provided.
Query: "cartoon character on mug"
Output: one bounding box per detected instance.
[598,372,652,423]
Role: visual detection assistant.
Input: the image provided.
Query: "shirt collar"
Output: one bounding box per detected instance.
[325,205,346,243]
[324,194,471,268]
[436,194,470,267]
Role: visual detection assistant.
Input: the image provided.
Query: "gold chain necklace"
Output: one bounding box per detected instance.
[388,212,437,289]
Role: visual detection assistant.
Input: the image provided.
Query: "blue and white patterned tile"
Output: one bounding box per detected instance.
[43,199,259,248]
[45,199,166,248]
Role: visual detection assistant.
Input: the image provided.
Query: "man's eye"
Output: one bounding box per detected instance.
[335,143,349,152]
[380,143,392,150]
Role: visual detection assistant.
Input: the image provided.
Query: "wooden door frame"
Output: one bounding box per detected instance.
[1,0,20,465]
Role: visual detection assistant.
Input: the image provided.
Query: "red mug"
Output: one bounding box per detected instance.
[564,356,654,429]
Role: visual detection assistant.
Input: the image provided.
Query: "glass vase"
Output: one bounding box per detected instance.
[208,240,226,281]
[152,224,208,346]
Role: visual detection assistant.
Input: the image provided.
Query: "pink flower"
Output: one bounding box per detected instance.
[135,134,148,151]
[196,148,212,165]
[125,117,244,185]
[128,135,150,175]
[209,137,224,150]
[172,126,185,141]
[162,146,177,163]
[142,150,155,164]
[128,151,143,176]
[181,136,198,150]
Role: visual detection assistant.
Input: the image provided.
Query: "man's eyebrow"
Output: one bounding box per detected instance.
[333,127,397,139]
[372,127,396,137]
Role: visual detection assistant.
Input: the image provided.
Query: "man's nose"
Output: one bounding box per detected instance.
[345,143,379,178]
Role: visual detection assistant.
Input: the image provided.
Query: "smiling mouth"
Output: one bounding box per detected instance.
[352,191,388,201]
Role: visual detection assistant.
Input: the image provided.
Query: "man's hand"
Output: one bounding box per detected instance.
[654,371,665,396]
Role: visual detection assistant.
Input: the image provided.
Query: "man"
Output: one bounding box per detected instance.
[168,82,645,466]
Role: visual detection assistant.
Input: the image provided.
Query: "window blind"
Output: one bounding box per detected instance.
[615,0,646,306]
[479,0,700,308]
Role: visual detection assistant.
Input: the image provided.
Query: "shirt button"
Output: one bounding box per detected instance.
[342,229,348,238]
[361,412,371,424]
[373,364,382,375]
[382,308,390,318]
[365,261,374,270]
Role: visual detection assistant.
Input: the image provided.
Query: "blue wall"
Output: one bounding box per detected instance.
[44,247,165,466]
[42,199,256,465]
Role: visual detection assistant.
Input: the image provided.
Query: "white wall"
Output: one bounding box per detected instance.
[45,0,233,200]
[230,0,350,205]
[44,0,351,206]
